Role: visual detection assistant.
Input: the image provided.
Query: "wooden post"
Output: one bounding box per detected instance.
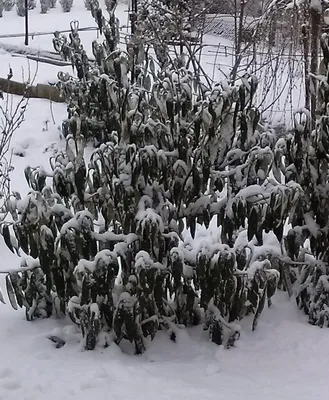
[302,20,310,112]
[130,0,138,83]
[309,1,321,130]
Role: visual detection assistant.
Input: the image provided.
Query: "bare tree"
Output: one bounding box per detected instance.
[0,67,36,223]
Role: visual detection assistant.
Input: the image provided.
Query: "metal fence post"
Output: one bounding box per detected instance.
[25,0,28,45]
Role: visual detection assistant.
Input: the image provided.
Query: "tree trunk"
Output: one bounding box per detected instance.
[310,2,321,130]
[231,0,245,83]
[302,22,310,112]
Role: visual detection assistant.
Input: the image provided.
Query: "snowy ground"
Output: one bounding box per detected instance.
[0,2,327,400]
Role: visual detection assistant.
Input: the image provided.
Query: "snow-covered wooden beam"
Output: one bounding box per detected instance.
[0,78,64,103]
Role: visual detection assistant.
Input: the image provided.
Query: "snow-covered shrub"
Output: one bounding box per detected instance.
[249,32,329,327]
[285,32,329,327]
[49,0,56,7]
[3,0,15,11]
[1,0,300,353]
[28,0,36,9]
[0,0,3,17]
[104,0,115,13]
[59,0,72,12]
[83,0,92,10]
[40,0,50,13]
[16,0,25,15]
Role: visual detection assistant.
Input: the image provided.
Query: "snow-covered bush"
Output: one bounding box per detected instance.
[1,0,301,353]
[284,32,329,327]
[59,0,72,12]
[4,0,15,11]
[40,0,50,13]
[16,0,25,16]
[0,0,3,17]
[49,0,56,7]
[28,0,36,9]
[104,0,115,13]
[83,0,92,10]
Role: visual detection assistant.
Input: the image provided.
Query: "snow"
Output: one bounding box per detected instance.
[247,259,271,280]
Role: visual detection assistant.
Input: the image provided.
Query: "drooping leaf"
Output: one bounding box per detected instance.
[9,272,24,308]
[14,223,29,254]
[24,166,32,187]
[6,274,18,310]
[190,217,196,239]
[143,75,151,92]
[247,207,258,242]
[273,223,284,242]
[52,267,65,299]
[28,230,38,259]
[3,225,14,254]
[81,276,90,306]
[0,287,6,304]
